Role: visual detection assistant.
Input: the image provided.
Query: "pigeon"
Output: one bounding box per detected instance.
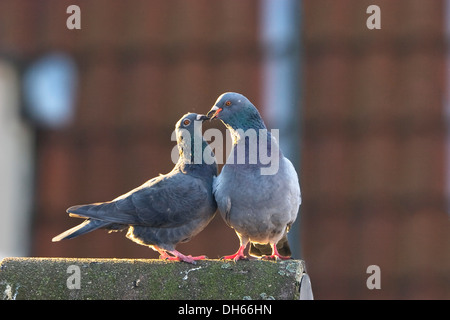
[206,92,301,261]
[52,113,218,264]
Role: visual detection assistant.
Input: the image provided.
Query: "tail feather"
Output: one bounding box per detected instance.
[52,219,110,242]
[66,202,114,219]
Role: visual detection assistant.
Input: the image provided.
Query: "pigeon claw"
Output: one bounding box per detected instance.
[261,244,292,261]
[221,245,248,262]
[261,254,292,261]
[221,253,248,262]
[158,249,207,264]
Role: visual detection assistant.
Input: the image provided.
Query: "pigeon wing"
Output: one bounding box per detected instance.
[67,173,209,228]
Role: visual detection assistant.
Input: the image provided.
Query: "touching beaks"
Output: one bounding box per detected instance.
[206,106,222,120]
[196,114,209,121]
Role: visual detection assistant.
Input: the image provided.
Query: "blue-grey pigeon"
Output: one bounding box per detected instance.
[206,92,301,261]
[52,113,218,264]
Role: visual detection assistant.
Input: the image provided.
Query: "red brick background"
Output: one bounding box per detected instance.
[302,0,449,299]
[0,0,448,299]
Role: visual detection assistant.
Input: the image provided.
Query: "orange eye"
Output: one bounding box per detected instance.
[225,100,232,106]
[183,119,191,126]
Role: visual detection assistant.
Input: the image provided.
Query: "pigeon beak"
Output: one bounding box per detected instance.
[207,106,222,120]
[196,114,209,121]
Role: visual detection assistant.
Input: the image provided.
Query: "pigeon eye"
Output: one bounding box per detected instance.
[183,119,191,126]
[225,100,232,106]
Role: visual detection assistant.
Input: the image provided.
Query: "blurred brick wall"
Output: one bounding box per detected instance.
[302,0,449,299]
[0,0,448,299]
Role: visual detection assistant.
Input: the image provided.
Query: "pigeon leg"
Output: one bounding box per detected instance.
[154,247,190,262]
[262,243,292,261]
[221,241,249,262]
[155,246,206,264]
[154,247,177,261]
[166,249,208,264]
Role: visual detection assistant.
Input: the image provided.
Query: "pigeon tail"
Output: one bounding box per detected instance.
[52,219,110,242]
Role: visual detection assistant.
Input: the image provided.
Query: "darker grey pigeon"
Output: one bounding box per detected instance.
[206,92,301,261]
[53,113,218,264]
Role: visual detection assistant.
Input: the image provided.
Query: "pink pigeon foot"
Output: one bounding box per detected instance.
[157,248,206,264]
[261,243,292,261]
[221,245,248,262]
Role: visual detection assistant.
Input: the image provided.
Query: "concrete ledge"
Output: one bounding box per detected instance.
[0,257,310,300]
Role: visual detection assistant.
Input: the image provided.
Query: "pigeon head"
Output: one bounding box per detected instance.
[206,92,266,131]
[175,113,215,167]
[175,112,208,133]
[175,112,208,146]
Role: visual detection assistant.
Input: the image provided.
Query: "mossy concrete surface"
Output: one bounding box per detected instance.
[0,257,307,300]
